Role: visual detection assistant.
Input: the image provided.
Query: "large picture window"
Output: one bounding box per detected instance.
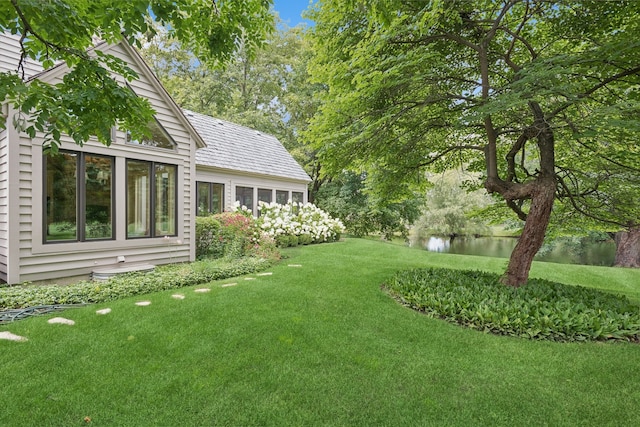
[127,160,177,238]
[154,164,176,236]
[197,182,224,216]
[45,152,114,243]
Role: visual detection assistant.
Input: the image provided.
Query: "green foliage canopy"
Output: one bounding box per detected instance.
[315,171,422,238]
[306,0,640,197]
[305,0,640,284]
[0,0,274,151]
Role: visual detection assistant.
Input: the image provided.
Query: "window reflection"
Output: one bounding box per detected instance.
[85,155,112,239]
[197,182,224,215]
[235,186,253,214]
[45,152,78,241]
[126,160,177,238]
[127,160,151,238]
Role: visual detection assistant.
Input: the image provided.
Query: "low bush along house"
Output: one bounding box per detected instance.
[0,33,311,285]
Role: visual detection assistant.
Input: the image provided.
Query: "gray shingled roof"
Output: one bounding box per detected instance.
[185,109,311,183]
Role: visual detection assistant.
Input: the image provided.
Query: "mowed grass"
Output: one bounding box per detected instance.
[1,238,640,426]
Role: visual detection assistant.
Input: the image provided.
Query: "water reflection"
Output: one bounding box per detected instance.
[426,236,450,252]
[417,236,616,266]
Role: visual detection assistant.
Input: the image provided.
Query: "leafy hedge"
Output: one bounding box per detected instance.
[384,268,640,342]
[0,257,270,310]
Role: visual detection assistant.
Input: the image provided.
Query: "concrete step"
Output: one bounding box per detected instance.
[92,264,155,281]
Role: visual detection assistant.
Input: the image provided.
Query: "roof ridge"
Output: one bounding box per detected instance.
[182,109,279,140]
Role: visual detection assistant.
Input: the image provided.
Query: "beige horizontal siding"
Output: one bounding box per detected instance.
[0,133,7,282]
[6,40,198,284]
[17,133,33,258]
[0,33,44,77]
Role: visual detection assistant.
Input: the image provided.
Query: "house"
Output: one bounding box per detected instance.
[187,110,310,217]
[0,33,311,285]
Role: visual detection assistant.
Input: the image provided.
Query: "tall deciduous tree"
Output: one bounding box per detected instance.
[306,0,640,286]
[0,0,273,151]
[142,20,328,200]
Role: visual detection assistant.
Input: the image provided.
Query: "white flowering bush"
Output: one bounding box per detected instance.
[255,201,345,247]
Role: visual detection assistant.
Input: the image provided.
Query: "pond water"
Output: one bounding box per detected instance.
[413,236,616,266]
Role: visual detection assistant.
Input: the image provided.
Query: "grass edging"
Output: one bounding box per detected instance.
[383,267,640,343]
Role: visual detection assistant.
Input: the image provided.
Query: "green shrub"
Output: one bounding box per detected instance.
[384,268,640,342]
[247,233,281,261]
[213,212,260,259]
[197,212,282,261]
[275,234,288,247]
[195,216,224,259]
[0,257,271,310]
[275,234,299,248]
[299,234,313,245]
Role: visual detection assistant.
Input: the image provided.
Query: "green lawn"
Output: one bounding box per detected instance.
[1,238,640,426]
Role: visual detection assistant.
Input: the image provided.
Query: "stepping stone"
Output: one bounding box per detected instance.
[48,317,75,325]
[244,277,256,281]
[194,288,210,293]
[135,301,151,306]
[288,264,302,267]
[0,331,28,342]
[96,308,111,315]
[172,294,185,300]
[221,283,237,288]
[257,272,273,276]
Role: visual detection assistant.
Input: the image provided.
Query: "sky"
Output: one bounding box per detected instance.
[272,0,314,27]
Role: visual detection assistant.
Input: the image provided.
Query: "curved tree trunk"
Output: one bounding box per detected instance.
[484,101,556,287]
[501,178,556,287]
[614,227,640,268]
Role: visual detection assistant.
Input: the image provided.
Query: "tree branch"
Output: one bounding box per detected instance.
[506,199,528,221]
[9,0,89,76]
[505,126,536,183]
[485,0,517,42]
[560,114,640,173]
[548,65,640,119]
[555,173,629,228]
[415,145,484,168]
